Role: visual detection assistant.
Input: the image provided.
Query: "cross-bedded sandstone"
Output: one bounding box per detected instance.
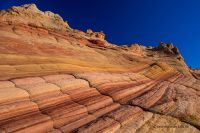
[0,4,199,133]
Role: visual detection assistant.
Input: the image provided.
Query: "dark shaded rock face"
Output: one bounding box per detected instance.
[191,69,200,79]
[155,42,180,55]
[0,4,199,133]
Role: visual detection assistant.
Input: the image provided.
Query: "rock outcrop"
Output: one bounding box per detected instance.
[86,29,105,40]
[0,4,199,133]
[154,42,180,55]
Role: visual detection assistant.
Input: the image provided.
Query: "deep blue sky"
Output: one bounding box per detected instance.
[0,0,199,68]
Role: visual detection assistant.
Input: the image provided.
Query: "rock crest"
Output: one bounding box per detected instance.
[155,42,180,55]
[0,4,70,31]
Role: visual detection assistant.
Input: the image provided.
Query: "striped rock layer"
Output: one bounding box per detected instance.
[0,4,199,133]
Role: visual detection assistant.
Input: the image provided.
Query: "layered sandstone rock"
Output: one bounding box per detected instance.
[0,4,199,133]
[191,69,200,79]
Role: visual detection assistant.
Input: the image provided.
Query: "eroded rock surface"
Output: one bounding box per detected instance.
[0,4,199,133]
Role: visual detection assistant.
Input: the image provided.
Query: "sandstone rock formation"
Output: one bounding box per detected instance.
[86,29,105,40]
[0,4,199,133]
[154,42,180,55]
[191,69,200,80]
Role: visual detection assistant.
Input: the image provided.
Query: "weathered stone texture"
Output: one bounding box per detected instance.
[0,4,199,133]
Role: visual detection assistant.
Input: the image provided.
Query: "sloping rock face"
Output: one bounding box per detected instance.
[191,69,200,80]
[0,4,199,133]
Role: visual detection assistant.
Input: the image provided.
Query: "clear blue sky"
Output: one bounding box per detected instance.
[0,0,199,68]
